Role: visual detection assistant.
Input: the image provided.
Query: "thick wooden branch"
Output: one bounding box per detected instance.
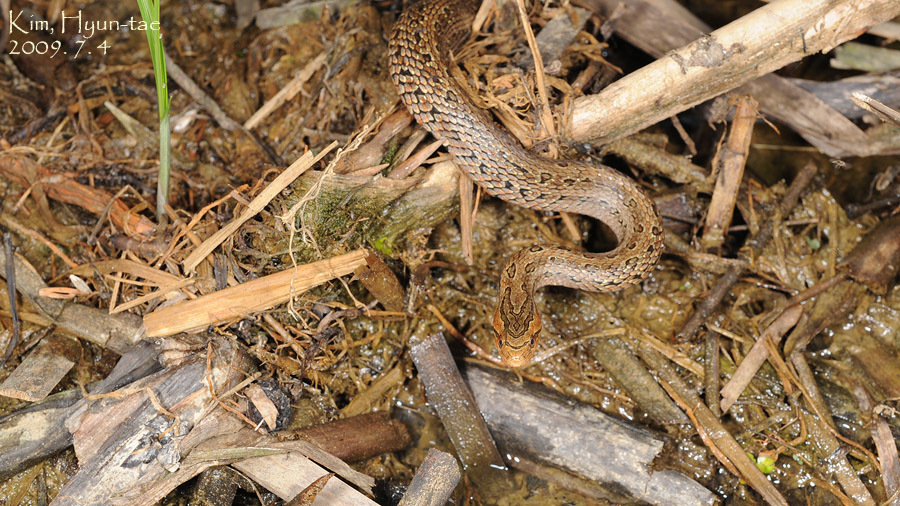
[567,0,900,148]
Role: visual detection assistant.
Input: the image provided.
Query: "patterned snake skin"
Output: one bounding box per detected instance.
[389,0,663,366]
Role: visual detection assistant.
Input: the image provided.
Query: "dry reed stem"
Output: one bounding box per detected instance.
[182,142,337,271]
[144,249,367,337]
[718,305,804,412]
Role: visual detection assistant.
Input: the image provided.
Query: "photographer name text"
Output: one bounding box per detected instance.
[7,9,160,58]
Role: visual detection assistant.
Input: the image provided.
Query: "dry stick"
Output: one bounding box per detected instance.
[567,0,900,148]
[0,245,140,354]
[788,350,882,475]
[784,271,849,306]
[703,331,720,417]
[0,156,156,238]
[398,448,462,506]
[676,160,818,341]
[409,332,505,475]
[277,412,411,463]
[389,138,442,179]
[590,336,689,424]
[719,304,804,413]
[582,0,890,158]
[462,366,715,504]
[182,142,336,271]
[701,96,758,250]
[1,226,19,363]
[792,355,876,505]
[637,343,789,506]
[285,473,334,506]
[514,0,555,143]
[0,334,81,402]
[0,214,78,269]
[602,137,710,186]
[851,92,900,127]
[339,363,404,418]
[458,174,475,266]
[143,249,367,337]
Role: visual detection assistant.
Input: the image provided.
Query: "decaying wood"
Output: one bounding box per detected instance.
[254,0,356,29]
[601,136,710,186]
[578,0,900,156]
[244,51,328,131]
[189,467,243,506]
[461,365,717,505]
[144,249,367,337]
[38,335,376,505]
[0,334,80,401]
[0,155,156,238]
[0,341,160,484]
[0,388,83,481]
[398,448,461,506]
[230,438,377,504]
[458,174,475,266]
[340,363,405,418]
[791,75,900,120]
[838,214,900,294]
[861,390,900,506]
[286,472,334,506]
[703,331,720,417]
[277,411,412,463]
[793,358,876,506]
[510,455,636,503]
[335,111,412,174]
[3,0,899,503]
[52,338,251,505]
[353,251,406,312]
[409,332,505,475]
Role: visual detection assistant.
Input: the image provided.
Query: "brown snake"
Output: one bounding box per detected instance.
[389,0,663,367]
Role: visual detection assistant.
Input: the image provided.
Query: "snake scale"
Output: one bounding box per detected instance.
[389,0,663,367]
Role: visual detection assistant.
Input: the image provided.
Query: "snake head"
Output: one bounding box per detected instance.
[492,288,542,368]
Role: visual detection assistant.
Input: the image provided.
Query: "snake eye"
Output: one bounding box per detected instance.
[498,339,504,347]
[530,338,536,346]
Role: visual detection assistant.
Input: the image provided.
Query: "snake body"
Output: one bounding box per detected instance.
[389,0,663,366]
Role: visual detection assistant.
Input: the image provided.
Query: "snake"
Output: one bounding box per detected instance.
[388,0,663,367]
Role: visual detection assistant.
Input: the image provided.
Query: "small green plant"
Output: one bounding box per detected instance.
[136,0,170,219]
